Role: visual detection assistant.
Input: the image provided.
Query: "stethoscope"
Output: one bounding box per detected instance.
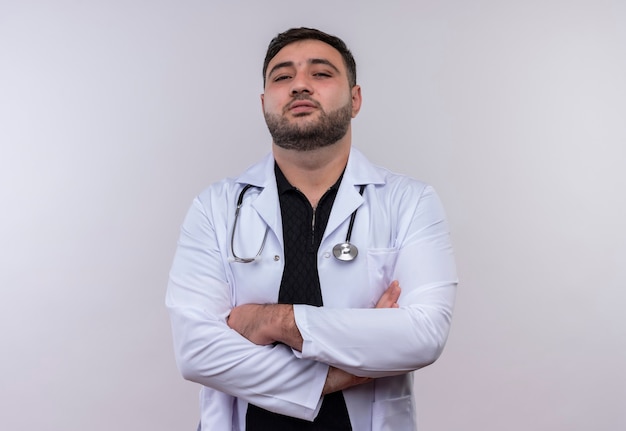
[230,184,366,263]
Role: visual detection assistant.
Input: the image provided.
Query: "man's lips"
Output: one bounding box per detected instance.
[287,100,318,114]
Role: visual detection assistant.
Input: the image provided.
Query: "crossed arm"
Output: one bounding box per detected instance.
[227,280,402,394]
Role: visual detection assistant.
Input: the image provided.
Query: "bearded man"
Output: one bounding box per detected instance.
[167,27,458,431]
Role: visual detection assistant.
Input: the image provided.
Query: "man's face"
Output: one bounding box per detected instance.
[261,39,361,151]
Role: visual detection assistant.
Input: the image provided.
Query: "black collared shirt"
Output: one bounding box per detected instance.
[245,162,352,431]
[275,163,342,306]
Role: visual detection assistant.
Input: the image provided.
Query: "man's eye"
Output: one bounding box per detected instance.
[314,72,331,78]
[274,75,291,82]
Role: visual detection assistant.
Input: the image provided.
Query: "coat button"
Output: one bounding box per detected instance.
[274,255,280,261]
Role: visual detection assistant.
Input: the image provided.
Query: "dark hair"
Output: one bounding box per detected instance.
[263,27,357,88]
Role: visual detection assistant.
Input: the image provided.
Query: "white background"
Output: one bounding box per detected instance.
[1,0,624,430]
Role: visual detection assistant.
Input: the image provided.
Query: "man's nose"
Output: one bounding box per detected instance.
[290,74,312,95]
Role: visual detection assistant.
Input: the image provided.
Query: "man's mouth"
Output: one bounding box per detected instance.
[286,99,319,114]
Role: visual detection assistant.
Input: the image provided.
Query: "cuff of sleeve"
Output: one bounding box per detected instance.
[306,364,327,420]
[293,304,312,359]
[291,305,327,420]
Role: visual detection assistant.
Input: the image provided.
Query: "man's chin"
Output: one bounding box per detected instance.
[273,138,340,152]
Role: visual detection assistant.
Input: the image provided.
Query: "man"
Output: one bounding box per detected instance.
[167,27,457,430]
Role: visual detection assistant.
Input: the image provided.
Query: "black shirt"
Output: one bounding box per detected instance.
[245,163,352,431]
[275,162,340,306]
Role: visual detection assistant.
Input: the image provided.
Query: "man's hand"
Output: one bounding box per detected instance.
[323,366,372,395]
[375,280,401,308]
[227,303,303,350]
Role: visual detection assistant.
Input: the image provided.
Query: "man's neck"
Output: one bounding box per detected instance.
[273,138,350,208]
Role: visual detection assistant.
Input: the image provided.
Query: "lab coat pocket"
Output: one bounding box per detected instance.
[366,248,399,307]
[371,395,415,431]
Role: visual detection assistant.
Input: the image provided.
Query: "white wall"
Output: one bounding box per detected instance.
[1,1,624,430]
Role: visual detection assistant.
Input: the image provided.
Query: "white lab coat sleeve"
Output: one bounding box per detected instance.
[293,184,458,378]
[166,196,327,421]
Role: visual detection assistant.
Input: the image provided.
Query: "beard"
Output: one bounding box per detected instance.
[264,97,352,152]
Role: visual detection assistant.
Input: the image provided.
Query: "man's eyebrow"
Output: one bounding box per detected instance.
[267,61,294,78]
[309,58,340,73]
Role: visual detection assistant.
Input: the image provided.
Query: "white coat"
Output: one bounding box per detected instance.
[166,147,458,430]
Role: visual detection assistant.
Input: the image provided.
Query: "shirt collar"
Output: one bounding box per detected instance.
[274,161,344,195]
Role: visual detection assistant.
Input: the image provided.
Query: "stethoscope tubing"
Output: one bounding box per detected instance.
[231,183,365,263]
[231,185,269,263]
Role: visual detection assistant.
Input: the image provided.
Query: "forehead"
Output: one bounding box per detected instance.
[267,39,345,72]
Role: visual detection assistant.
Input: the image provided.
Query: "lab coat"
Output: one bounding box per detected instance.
[166,147,458,430]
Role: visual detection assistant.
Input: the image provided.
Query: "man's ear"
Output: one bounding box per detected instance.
[260,93,265,112]
[351,85,362,118]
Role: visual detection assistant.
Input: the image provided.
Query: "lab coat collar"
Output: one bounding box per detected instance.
[235,153,281,242]
[342,146,387,187]
[234,147,386,242]
[235,147,386,189]
[326,147,386,240]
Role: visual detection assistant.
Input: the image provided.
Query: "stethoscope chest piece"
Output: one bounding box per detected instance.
[333,242,358,261]
[331,184,366,262]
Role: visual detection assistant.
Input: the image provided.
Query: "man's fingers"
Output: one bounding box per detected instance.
[375,280,401,309]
